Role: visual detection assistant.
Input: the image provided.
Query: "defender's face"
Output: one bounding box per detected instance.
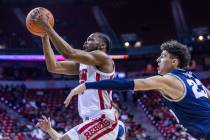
[156,50,175,75]
[83,34,101,52]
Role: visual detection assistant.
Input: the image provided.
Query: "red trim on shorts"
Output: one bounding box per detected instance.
[96,73,104,109]
[91,116,118,140]
[78,114,105,134]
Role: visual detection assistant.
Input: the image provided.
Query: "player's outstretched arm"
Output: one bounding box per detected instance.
[33,13,112,67]
[46,26,112,67]
[83,75,165,91]
[86,75,183,99]
[42,35,79,75]
[36,116,62,140]
[64,75,184,107]
[85,75,183,100]
[64,76,162,107]
[31,12,74,59]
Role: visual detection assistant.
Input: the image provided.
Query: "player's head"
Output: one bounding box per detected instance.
[83,32,112,53]
[112,103,121,118]
[156,40,191,75]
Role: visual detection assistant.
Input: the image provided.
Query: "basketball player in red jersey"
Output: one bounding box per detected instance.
[33,11,119,140]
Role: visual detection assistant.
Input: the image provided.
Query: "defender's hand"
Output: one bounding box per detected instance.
[64,83,86,107]
[36,115,52,132]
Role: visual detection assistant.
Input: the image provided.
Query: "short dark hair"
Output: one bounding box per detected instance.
[96,33,112,53]
[160,40,191,68]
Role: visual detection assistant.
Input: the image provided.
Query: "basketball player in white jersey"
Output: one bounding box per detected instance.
[32,11,118,140]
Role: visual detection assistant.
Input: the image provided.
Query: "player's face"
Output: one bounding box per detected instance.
[156,50,176,75]
[83,34,101,52]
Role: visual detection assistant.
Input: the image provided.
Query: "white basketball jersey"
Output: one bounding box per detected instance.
[78,64,115,119]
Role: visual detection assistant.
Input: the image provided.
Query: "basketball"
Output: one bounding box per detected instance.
[26,7,54,37]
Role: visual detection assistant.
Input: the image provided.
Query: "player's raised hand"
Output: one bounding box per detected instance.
[36,115,52,132]
[64,83,86,108]
[31,8,51,31]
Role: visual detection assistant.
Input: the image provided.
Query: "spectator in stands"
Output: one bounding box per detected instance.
[0,128,3,139]
[188,59,197,71]
[144,64,155,75]
[31,128,45,140]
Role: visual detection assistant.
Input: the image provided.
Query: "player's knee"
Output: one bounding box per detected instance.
[59,134,71,140]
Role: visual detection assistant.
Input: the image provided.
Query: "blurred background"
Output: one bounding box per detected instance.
[0,0,210,139]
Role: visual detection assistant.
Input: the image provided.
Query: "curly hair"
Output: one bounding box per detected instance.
[160,40,191,68]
